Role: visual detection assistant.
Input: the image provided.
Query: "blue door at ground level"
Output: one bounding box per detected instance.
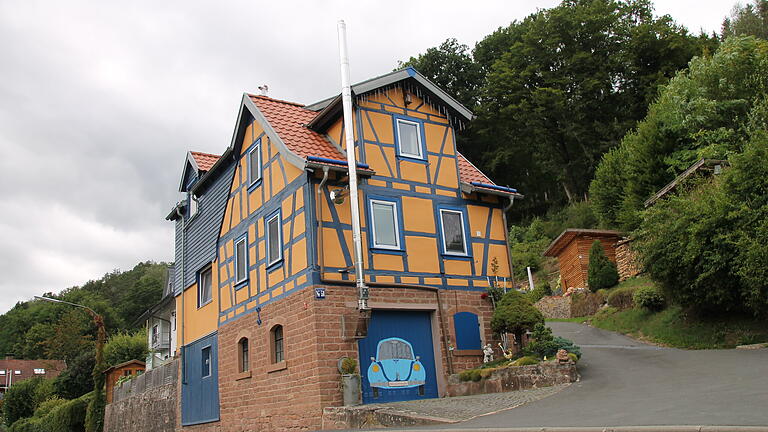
[181,333,220,425]
[358,310,438,403]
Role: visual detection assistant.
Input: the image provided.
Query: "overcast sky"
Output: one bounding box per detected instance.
[0,0,735,314]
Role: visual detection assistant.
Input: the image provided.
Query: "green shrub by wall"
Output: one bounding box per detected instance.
[607,286,637,310]
[587,240,619,291]
[633,285,665,311]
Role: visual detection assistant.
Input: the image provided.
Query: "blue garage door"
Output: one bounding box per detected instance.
[358,310,438,403]
[181,333,219,426]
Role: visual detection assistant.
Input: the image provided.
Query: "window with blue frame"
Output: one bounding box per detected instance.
[439,209,468,255]
[266,212,282,266]
[369,199,401,250]
[248,141,262,186]
[395,118,424,159]
[234,236,247,284]
[201,346,211,377]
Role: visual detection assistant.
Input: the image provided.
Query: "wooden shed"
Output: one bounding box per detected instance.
[543,229,623,291]
[104,360,145,404]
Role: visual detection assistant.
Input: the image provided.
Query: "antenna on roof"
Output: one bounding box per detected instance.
[258,85,269,96]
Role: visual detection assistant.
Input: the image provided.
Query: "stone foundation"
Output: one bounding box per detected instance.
[445,362,577,397]
[104,359,178,432]
[534,296,571,319]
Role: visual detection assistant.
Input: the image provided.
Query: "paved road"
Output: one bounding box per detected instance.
[436,322,768,428]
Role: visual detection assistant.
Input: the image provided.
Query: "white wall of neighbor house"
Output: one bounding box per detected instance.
[146,309,176,370]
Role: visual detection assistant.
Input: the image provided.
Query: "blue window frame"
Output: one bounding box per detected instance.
[234,234,248,285]
[437,207,470,256]
[369,199,401,250]
[201,345,211,378]
[266,211,283,267]
[248,140,262,187]
[393,115,427,161]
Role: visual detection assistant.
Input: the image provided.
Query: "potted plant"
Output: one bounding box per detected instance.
[338,357,361,406]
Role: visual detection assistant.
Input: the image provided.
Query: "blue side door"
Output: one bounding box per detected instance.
[181,333,220,425]
[358,310,438,403]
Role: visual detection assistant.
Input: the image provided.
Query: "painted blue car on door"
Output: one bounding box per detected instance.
[367,337,426,389]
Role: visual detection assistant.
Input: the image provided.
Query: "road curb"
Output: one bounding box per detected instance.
[414,426,768,432]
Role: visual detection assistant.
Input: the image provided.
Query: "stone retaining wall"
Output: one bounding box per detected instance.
[103,359,178,432]
[616,238,642,281]
[534,296,571,319]
[445,362,577,397]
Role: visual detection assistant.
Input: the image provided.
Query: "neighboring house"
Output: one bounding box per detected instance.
[0,356,66,398]
[104,360,145,404]
[167,67,521,431]
[543,229,623,290]
[136,266,177,370]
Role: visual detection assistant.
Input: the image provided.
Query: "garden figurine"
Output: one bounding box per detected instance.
[482,344,494,363]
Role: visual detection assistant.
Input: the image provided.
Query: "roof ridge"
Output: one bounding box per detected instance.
[247,94,306,108]
[189,151,221,157]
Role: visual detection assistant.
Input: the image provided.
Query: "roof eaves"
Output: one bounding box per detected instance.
[542,228,624,257]
[460,182,524,199]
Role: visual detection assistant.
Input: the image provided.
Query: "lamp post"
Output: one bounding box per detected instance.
[35,296,106,432]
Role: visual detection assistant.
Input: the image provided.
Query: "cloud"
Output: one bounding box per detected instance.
[0,0,734,314]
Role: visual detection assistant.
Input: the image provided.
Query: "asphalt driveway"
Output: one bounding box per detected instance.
[439,321,768,428]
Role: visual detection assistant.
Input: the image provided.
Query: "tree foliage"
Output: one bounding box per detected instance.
[53,350,95,400]
[722,0,768,39]
[103,330,148,367]
[587,240,619,291]
[402,0,717,220]
[591,36,768,229]
[2,378,54,427]
[636,125,768,316]
[490,290,544,346]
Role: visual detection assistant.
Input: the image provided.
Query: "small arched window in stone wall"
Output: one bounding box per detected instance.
[270,325,284,363]
[453,312,481,350]
[238,337,249,372]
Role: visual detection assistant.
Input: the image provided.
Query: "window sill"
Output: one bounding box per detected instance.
[267,360,287,373]
[235,370,252,381]
[247,179,263,192]
[441,253,472,260]
[234,280,248,291]
[266,260,284,273]
[197,299,212,310]
[453,349,483,356]
[370,247,404,255]
[396,154,428,164]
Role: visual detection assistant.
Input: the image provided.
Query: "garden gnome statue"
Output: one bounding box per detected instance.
[482,344,494,363]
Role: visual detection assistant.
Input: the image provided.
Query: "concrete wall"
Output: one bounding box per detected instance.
[104,359,178,432]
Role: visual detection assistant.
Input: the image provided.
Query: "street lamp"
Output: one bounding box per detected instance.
[34,296,106,432]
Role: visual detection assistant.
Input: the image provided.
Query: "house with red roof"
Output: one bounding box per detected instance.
[0,356,66,397]
[164,67,521,430]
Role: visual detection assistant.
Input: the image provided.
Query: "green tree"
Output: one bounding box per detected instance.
[2,377,54,427]
[53,349,95,400]
[722,0,768,39]
[103,330,148,367]
[45,310,94,364]
[590,36,768,229]
[490,290,544,348]
[587,240,619,291]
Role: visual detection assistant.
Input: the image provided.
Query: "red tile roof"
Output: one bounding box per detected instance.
[0,359,66,390]
[190,151,220,172]
[248,95,345,160]
[457,152,493,185]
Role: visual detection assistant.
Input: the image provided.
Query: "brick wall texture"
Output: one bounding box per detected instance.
[181,284,498,432]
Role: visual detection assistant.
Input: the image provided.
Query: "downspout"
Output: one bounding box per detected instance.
[175,205,186,384]
[337,20,369,310]
[502,196,517,289]
[317,167,330,278]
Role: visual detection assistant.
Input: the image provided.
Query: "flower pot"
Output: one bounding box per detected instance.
[341,374,361,406]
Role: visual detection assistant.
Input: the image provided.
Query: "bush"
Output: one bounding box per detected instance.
[568,353,579,363]
[633,285,665,311]
[571,291,606,317]
[2,378,53,427]
[553,336,582,359]
[587,240,619,291]
[524,323,582,359]
[491,291,544,347]
[607,286,637,310]
[458,369,482,382]
[527,283,552,303]
[104,330,148,367]
[38,393,90,432]
[54,350,95,400]
[512,356,539,366]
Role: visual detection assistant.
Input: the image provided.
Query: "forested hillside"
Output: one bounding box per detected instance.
[0,262,168,362]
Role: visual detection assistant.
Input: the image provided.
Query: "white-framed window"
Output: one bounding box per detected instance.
[248,141,262,186]
[188,194,199,218]
[14,370,21,375]
[201,346,211,378]
[234,236,248,284]
[266,213,283,266]
[439,209,468,255]
[198,266,213,307]
[0,370,6,375]
[33,368,45,375]
[370,199,401,250]
[396,118,423,159]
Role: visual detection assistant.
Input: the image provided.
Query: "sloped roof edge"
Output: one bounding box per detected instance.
[543,228,624,257]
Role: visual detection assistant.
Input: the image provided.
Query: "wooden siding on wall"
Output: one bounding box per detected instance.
[556,235,619,290]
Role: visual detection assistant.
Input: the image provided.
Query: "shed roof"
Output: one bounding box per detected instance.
[543,228,624,257]
[103,359,145,374]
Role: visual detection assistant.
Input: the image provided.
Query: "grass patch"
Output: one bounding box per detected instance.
[591,305,768,349]
[547,317,590,323]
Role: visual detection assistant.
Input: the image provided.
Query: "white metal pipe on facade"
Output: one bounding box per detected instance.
[337,20,369,310]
